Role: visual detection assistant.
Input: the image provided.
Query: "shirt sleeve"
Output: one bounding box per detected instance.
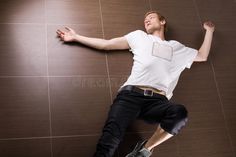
[172,41,198,69]
[184,47,198,69]
[124,30,143,52]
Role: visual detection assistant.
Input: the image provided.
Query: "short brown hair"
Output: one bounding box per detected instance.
[144,11,168,33]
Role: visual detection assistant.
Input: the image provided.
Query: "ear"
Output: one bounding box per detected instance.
[160,20,166,26]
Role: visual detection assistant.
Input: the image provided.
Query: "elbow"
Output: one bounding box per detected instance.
[200,53,208,61]
[200,55,208,61]
[198,56,208,62]
[197,50,208,62]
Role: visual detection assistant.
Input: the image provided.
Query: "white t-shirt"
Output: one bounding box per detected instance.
[120,30,198,100]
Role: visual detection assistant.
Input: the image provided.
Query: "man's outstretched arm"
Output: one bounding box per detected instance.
[56,27,130,50]
[194,21,215,62]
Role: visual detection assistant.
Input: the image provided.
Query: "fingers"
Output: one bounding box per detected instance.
[56,29,64,36]
[204,20,215,27]
[56,29,66,40]
[56,31,65,42]
[56,26,75,41]
[65,26,73,31]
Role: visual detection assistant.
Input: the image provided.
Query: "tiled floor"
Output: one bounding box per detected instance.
[0,0,235,157]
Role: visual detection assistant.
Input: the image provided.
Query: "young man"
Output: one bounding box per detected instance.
[57,11,215,157]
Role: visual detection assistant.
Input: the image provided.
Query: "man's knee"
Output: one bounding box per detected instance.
[161,104,188,135]
[174,104,188,120]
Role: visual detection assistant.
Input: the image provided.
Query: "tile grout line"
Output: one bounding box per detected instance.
[105,53,113,103]
[0,126,228,141]
[98,0,113,104]
[148,0,152,10]
[209,60,236,155]
[0,22,44,25]
[0,136,52,141]
[44,0,54,157]
[0,75,112,78]
[192,0,235,155]
[0,134,100,141]
[174,2,201,157]
[0,130,151,141]
[0,22,111,26]
[0,131,154,141]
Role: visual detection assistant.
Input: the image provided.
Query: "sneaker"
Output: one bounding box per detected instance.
[125,140,152,157]
[135,148,152,157]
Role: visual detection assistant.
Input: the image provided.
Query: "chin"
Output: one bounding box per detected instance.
[146,26,156,34]
[146,29,154,34]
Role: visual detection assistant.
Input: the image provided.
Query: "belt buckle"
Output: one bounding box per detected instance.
[143,89,153,97]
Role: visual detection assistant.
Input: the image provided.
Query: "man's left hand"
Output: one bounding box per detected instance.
[203,21,215,33]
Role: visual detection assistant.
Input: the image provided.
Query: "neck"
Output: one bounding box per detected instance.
[151,30,165,41]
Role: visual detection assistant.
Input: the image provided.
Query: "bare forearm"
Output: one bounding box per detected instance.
[198,30,214,60]
[74,35,109,50]
[57,27,129,50]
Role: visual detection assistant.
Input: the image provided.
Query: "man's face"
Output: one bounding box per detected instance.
[144,13,163,34]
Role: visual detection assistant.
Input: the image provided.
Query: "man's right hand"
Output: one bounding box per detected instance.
[57,27,77,42]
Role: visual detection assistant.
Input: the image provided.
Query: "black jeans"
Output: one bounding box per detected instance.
[94,86,188,157]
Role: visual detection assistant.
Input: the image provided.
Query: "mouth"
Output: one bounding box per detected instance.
[146,23,151,28]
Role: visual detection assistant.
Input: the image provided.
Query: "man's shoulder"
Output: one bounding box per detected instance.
[128,30,147,36]
[167,40,186,52]
[125,30,148,41]
[168,40,184,47]
[168,39,180,44]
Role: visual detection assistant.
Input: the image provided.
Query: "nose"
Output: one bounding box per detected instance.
[144,19,150,24]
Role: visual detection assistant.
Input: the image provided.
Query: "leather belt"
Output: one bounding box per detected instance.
[119,85,166,97]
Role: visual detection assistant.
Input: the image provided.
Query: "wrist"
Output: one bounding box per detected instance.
[73,34,80,42]
[206,29,214,33]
